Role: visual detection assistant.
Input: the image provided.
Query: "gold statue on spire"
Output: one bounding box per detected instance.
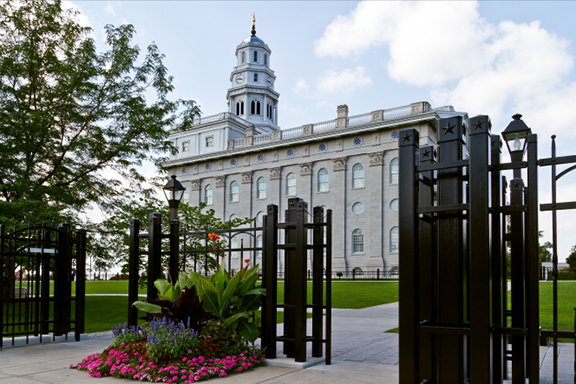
[251,12,256,36]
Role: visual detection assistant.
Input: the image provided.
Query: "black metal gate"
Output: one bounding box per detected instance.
[0,223,86,349]
[261,198,332,364]
[398,114,576,383]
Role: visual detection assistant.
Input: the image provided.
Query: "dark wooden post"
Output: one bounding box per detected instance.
[169,220,180,283]
[398,127,420,384]
[436,116,466,383]
[469,115,493,382]
[75,229,86,340]
[312,205,324,358]
[148,213,162,302]
[128,218,140,326]
[526,133,539,383]
[418,144,436,382]
[491,135,505,382]
[262,204,278,359]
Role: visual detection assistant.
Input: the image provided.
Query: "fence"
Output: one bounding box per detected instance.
[398,114,576,383]
[0,223,86,349]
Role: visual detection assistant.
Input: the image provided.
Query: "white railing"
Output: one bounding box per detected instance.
[382,105,412,120]
[347,112,373,127]
[233,138,245,147]
[281,126,303,139]
[313,120,337,133]
[253,132,273,144]
[194,112,225,125]
[433,105,455,112]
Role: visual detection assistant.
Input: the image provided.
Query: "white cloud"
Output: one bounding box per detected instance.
[317,66,372,94]
[62,1,92,29]
[315,1,576,136]
[293,78,309,93]
[104,1,116,16]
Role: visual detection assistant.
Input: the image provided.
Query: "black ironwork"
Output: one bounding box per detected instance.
[399,114,576,383]
[261,198,332,364]
[0,223,86,349]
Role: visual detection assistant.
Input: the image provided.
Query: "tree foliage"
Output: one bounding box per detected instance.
[567,244,576,271]
[0,0,200,226]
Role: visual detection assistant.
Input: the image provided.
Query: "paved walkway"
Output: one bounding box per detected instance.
[0,302,573,383]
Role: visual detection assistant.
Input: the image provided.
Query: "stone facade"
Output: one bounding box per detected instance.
[164,27,468,273]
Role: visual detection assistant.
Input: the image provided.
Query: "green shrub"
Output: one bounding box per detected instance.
[556,271,576,280]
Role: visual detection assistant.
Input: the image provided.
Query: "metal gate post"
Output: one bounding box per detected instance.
[312,205,324,358]
[525,133,539,383]
[418,144,437,382]
[283,198,298,358]
[294,199,308,363]
[169,220,180,283]
[398,128,420,384]
[75,229,86,340]
[262,204,278,358]
[510,178,526,382]
[437,117,466,383]
[128,218,140,326]
[491,135,505,382]
[148,213,162,302]
[0,225,4,346]
[54,223,71,336]
[468,115,492,382]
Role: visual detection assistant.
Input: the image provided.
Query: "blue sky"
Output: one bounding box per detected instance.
[69,1,576,260]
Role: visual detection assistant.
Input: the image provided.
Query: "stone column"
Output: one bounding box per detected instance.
[215,175,226,219]
[190,179,201,207]
[331,157,347,271]
[336,104,349,129]
[299,163,313,211]
[368,152,385,268]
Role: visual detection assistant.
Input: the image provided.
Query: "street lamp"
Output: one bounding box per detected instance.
[163,174,185,221]
[502,113,531,178]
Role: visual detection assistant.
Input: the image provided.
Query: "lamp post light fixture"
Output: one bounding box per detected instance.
[502,113,532,178]
[163,174,185,221]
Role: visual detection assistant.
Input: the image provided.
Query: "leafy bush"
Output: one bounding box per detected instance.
[110,323,147,348]
[196,320,247,359]
[146,317,199,362]
[556,271,576,280]
[133,274,211,331]
[189,265,265,343]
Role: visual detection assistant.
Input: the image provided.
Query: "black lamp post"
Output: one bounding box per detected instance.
[163,174,185,222]
[502,113,532,380]
[502,113,531,178]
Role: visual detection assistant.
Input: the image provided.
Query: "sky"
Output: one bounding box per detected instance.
[68,1,576,261]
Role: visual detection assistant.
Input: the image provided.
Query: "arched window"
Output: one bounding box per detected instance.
[254,51,258,62]
[264,54,267,65]
[352,229,364,253]
[236,102,240,115]
[257,177,267,199]
[352,164,364,188]
[250,100,255,115]
[390,226,399,252]
[390,158,399,184]
[318,168,329,192]
[205,184,213,205]
[256,234,263,258]
[254,73,258,82]
[286,173,296,196]
[231,237,240,258]
[241,51,245,63]
[240,101,244,115]
[230,181,239,202]
[256,101,261,115]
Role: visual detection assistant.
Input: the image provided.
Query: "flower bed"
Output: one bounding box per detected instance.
[72,264,266,382]
[72,319,265,383]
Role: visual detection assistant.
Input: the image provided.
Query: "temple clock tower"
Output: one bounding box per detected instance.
[226,14,280,133]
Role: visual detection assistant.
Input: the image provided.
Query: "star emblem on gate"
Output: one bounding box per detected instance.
[421,148,431,158]
[401,132,412,142]
[442,123,455,136]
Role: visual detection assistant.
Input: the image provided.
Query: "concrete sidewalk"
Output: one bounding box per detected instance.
[1,301,573,383]
[0,303,400,384]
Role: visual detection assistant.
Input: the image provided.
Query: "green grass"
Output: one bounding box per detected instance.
[539,282,576,341]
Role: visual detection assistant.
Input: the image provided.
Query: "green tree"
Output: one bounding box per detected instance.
[566,245,576,271]
[538,230,552,265]
[95,197,254,286]
[0,0,200,227]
